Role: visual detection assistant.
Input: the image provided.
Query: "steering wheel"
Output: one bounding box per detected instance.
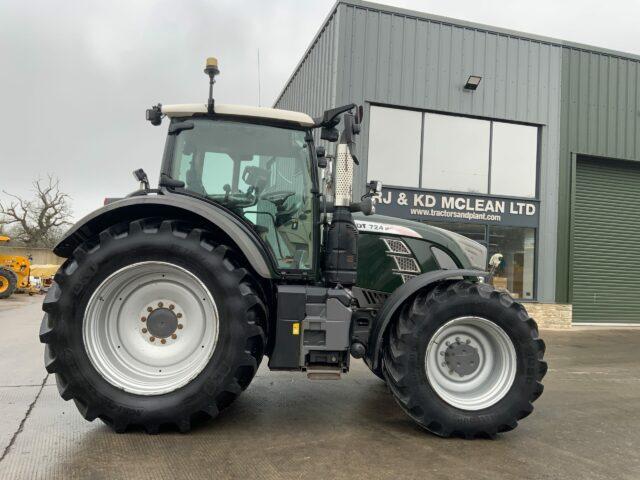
[260,190,295,208]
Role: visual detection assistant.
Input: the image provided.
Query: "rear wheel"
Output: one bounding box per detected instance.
[0,268,17,299]
[383,280,546,438]
[40,218,266,433]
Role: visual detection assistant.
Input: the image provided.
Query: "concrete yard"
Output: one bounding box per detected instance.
[0,294,638,480]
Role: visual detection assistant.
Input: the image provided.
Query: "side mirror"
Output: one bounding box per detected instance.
[321,127,339,142]
[355,105,364,124]
[146,104,162,126]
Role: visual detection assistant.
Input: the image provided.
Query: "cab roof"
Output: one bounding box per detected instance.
[161,103,315,127]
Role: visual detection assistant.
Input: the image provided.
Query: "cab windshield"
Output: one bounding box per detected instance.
[170,118,315,270]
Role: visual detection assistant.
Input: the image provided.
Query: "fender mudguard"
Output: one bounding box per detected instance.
[54,194,277,278]
[368,269,488,370]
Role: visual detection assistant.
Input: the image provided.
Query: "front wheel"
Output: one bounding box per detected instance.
[40,219,266,433]
[0,268,17,299]
[383,281,546,438]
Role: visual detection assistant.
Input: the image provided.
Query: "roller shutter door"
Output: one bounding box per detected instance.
[572,156,640,323]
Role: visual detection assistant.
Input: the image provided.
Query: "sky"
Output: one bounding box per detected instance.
[1,0,639,220]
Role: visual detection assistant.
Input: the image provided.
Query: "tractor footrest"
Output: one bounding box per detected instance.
[306,367,342,380]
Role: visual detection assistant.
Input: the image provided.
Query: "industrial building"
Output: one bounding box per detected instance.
[275,0,640,325]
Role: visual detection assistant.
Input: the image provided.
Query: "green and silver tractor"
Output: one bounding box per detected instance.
[40,58,546,437]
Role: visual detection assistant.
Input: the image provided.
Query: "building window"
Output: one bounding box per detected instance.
[425,221,535,300]
[490,122,537,198]
[367,106,422,187]
[422,114,490,193]
[488,226,535,300]
[367,106,539,195]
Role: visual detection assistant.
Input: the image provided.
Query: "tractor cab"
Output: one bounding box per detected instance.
[160,105,318,271]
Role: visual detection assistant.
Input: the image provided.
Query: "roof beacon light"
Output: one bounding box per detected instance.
[464,75,482,91]
[204,57,220,114]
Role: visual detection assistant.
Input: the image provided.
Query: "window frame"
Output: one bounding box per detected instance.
[160,115,322,279]
[365,102,542,199]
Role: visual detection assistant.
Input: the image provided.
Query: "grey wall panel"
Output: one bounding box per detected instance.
[334,7,562,125]
[556,49,640,302]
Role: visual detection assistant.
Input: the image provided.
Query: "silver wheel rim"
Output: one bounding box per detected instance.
[425,316,516,410]
[83,261,219,396]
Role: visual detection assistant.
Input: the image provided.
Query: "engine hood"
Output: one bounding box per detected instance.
[353,213,487,271]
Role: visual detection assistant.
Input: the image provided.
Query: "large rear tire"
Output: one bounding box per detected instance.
[40,218,266,433]
[383,280,546,438]
[0,268,17,299]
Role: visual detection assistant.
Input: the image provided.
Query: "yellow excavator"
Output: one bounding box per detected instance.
[0,235,33,299]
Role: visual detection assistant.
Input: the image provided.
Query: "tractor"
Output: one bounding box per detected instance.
[40,58,546,437]
[0,235,33,299]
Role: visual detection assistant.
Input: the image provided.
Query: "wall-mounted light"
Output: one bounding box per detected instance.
[464,75,482,90]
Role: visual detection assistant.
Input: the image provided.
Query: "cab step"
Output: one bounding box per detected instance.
[306,367,342,380]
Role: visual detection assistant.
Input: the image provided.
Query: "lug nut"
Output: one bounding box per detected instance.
[176,313,182,319]
[171,334,177,339]
[150,337,156,342]
[169,304,175,310]
[158,302,163,308]
[142,328,148,333]
[177,324,183,329]
[147,307,153,313]
[161,339,166,344]
[141,317,146,322]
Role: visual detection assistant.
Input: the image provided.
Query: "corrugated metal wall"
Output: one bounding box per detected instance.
[556,50,640,302]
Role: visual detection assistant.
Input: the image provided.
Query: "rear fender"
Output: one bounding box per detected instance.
[54,194,277,278]
[367,269,487,370]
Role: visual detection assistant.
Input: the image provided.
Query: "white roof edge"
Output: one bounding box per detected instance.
[161,103,315,127]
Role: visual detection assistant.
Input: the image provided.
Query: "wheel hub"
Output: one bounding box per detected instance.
[425,316,517,411]
[146,308,178,338]
[444,339,480,377]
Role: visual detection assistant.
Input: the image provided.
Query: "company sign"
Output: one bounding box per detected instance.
[373,187,539,227]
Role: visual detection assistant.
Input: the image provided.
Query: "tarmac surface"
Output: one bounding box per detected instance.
[0,294,639,479]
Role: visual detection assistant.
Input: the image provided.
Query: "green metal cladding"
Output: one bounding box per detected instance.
[556,48,640,302]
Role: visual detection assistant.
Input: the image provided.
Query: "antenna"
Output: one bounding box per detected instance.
[204,57,220,114]
[257,49,262,107]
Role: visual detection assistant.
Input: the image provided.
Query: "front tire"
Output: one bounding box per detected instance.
[0,268,17,299]
[383,280,546,438]
[40,218,266,433]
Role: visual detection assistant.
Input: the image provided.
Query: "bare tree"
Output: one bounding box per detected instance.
[0,176,73,248]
